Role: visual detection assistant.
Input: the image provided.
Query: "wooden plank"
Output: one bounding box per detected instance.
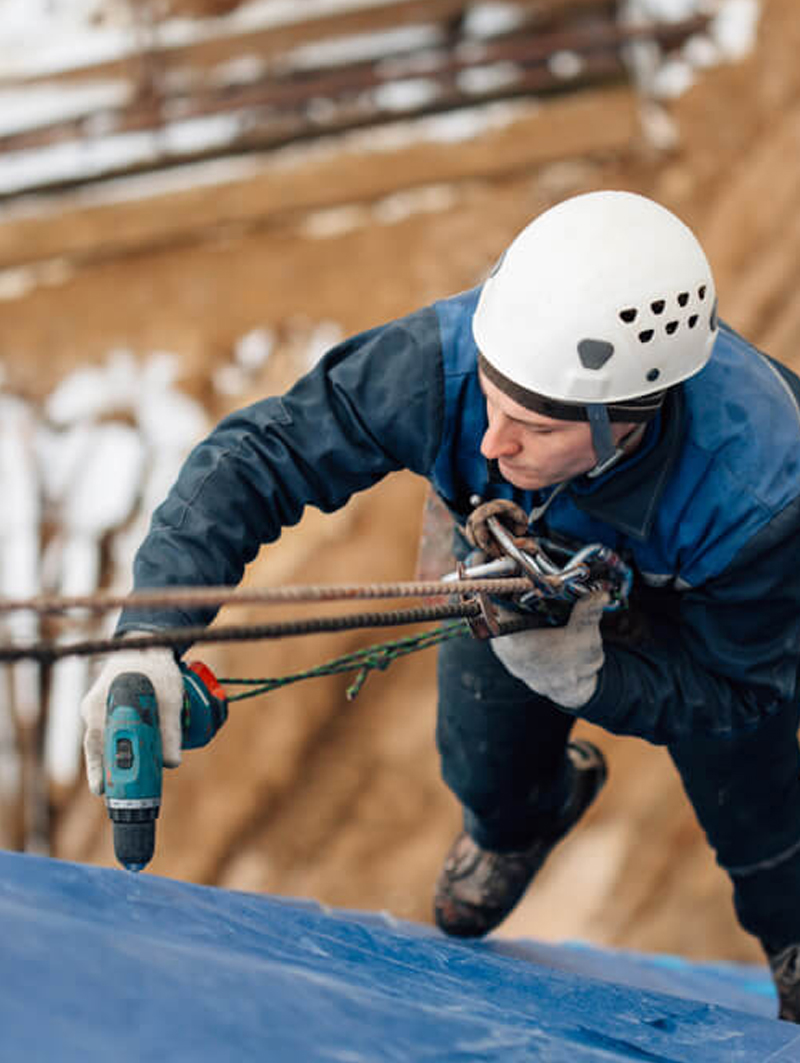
[0,87,638,271]
[8,0,612,86]
[0,14,703,197]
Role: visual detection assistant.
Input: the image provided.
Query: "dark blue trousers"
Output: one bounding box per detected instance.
[436,632,800,953]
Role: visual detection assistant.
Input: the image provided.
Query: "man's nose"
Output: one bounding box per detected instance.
[480,416,520,460]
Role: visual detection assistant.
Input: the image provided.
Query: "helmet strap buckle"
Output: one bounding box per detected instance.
[585,410,647,479]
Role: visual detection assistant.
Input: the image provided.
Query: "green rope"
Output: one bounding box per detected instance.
[219,619,470,702]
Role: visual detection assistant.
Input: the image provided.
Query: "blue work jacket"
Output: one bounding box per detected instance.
[119,288,800,743]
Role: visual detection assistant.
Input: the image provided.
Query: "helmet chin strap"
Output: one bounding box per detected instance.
[504,408,649,526]
[585,404,645,479]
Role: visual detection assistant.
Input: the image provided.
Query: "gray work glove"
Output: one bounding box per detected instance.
[80,637,185,795]
[491,592,608,709]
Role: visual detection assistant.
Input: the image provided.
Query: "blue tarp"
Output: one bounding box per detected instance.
[1,851,799,1062]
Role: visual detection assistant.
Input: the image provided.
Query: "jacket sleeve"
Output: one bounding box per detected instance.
[117,307,445,635]
[579,495,800,743]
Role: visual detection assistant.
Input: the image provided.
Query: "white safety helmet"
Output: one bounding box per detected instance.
[473,191,718,473]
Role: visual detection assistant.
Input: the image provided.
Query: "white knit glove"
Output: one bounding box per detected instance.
[80,638,185,795]
[491,592,608,709]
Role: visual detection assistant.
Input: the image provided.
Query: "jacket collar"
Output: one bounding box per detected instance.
[567,386,685,541]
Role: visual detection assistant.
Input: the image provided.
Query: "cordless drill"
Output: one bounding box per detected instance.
[103,661,228,872]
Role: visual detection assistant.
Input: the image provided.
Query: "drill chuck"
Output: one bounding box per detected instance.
[111,815,158,873]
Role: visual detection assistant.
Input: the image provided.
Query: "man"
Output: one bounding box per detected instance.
[81,191,800,1021]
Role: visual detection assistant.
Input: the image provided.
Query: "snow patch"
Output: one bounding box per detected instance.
[212,53,270,88]
[0,261,76,302]
[548,52,585,82]
[280,25,443,73]
[621,0,763,103]
[0,0,413,79]
[38,350,209,789]
[711,0,760,61]
[61,425,144,536]
[0,398,42,732]
[214,321,343,396]
[235,328,275,372]
[303,322,345,370]
[0,111,252,197]
[300,182,459,240]
[371,78,442,113]
[628,0,700,19]
[456,63,520,96]
[299,205,371,240]
[214,329,274,397]
[0,81,131,139]
[650,57,696,99]
[46,351,138,425]
[372,184,458,225]
[462,3,527,40]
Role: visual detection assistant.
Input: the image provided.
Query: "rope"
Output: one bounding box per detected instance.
[219,612,537,703]
[220,620,471,702]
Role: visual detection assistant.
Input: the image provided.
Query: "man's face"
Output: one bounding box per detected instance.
[479,370,635,491]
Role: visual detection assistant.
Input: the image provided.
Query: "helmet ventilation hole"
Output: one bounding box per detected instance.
[620,308,638,324]
[688,314,698,328]
[665,321,679,335]
[698,285,707,300]
[677,292,689,307]
[647,369,660,382]
[651,300,666,315]
[638,329,654,344]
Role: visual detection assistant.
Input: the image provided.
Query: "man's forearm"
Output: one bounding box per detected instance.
[578,639,775,744]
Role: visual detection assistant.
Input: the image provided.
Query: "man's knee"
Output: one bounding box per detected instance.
[668,705,800,871]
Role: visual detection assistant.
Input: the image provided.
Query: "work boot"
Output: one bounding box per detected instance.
[434,739,607,938]
[768,943,800,1023]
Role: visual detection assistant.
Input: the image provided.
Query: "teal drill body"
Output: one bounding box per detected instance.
[104,662,228,871]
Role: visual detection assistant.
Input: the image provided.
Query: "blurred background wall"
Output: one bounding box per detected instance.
[0,0,792,964]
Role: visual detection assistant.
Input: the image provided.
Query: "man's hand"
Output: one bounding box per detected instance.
[80,640,185,795]
[490,592,608,708]
[465,499,529,557]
